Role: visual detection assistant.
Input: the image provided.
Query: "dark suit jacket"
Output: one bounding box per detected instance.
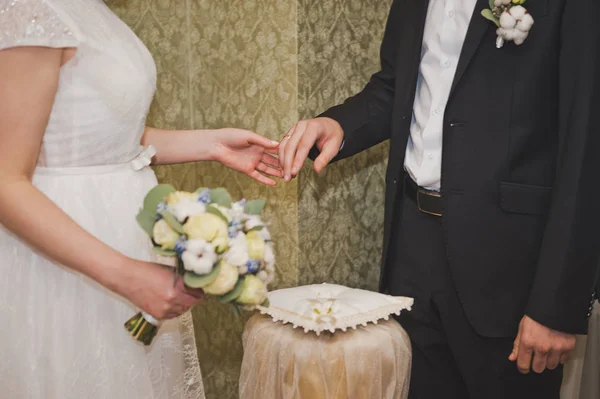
[315,0,600,337]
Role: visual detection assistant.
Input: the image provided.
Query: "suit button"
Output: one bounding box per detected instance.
[393,179,397,184]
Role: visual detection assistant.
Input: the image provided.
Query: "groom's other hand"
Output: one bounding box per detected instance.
[278,117,344,182]
[508,315,576,374]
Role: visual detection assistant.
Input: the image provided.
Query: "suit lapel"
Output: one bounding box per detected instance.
[449,0,492,98]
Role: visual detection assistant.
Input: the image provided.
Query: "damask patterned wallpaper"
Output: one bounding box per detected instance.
[108,1,390,397]
[298,0,391,290]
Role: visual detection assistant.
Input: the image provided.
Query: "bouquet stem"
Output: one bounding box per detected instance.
[124,312,159,345]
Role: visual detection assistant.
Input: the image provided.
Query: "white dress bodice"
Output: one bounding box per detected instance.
[0,0,156,167]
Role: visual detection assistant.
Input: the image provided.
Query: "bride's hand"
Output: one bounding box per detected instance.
[119,261,205,320]
[209,128,283,186]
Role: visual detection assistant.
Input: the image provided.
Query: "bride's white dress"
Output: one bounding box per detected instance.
[0,0,205,397]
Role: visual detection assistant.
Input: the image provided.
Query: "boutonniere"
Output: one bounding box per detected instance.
[481,0,534,48]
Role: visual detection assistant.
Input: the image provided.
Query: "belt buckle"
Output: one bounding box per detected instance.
[416,189,442,217]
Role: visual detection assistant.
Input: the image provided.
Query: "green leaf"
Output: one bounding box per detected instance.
[205,204,229,223]
[195,187,208,195]
[143,184,176,215]
[176,257,185,277]
[249,225,264,232]
[152,246,177,257]
[488,0,495,10]
[260,298,270,308]
[159,210,185,235]
[481,9,500,27]
[209,188,233,208]
[243,199,266,215]
[218,277,245,304]
[183,264,221,288]
[136,209,157,237]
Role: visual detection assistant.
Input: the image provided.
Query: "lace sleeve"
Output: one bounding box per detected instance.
[0,0,80,51]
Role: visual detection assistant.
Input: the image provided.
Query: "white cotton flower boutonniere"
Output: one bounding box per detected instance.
[482,0,534,48]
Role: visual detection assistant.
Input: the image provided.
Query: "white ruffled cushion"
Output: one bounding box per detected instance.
[257,283,413,335]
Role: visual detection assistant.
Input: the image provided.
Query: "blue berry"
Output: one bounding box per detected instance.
[246,259,260,274]
[197,189,211,204]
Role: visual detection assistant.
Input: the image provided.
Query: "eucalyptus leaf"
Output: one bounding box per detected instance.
[488,0,495,10]
[136,209,156,237]
[183,264,221,288]
[249,226,264,232]
[218,277,245,304]
[159,210,185,235]
[152,246,177,257]
[481,9,500,27]
[205,204,229,223]
[243,199,265,215]
[209,188,233,208]
[143,184,175,215]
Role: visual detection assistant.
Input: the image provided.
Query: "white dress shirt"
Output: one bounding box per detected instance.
[404,0,477,191]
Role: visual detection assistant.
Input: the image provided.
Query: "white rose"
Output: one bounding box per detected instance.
[246,230,266,260]
[203,261,239,295]
[226,232,250,266]
[183,213,228,241]
[172,201,206,222]
[181,239,217,275]
[236,275,267,306]
[152,219,179,250]
[212,236,229,253]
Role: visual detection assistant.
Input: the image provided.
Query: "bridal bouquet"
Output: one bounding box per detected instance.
[125,184,275,345]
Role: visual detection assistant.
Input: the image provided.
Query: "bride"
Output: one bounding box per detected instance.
[0,0,282,398]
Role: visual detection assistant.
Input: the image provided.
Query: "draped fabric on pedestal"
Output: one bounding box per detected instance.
[240,315,411,399]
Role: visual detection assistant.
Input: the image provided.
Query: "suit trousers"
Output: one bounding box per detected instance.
[388,190,563,399]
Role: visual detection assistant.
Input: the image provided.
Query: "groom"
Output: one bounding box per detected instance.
[278,0,599,397]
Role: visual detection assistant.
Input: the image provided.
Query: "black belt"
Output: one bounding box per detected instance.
[404,177,443,217]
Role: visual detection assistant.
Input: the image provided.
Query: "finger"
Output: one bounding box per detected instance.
[313,139,340,174]
[559,352,569,365]
[283,121,308,180]
[509,327,522,361]
[244,132,280,149]
[257,162,283,178]
[261,152,282,168]
[531,350,549,374]
[249,170,277,186]
[516,344,534,374]
[291,128,318,176]
[546,351,561,370]
[278,126,294,168]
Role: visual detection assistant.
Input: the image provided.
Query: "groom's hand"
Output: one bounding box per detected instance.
[278,117,344,182]
[509,315,576,374]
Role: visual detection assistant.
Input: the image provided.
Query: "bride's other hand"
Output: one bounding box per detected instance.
[209,128,282,186]
[119,261,204,320]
